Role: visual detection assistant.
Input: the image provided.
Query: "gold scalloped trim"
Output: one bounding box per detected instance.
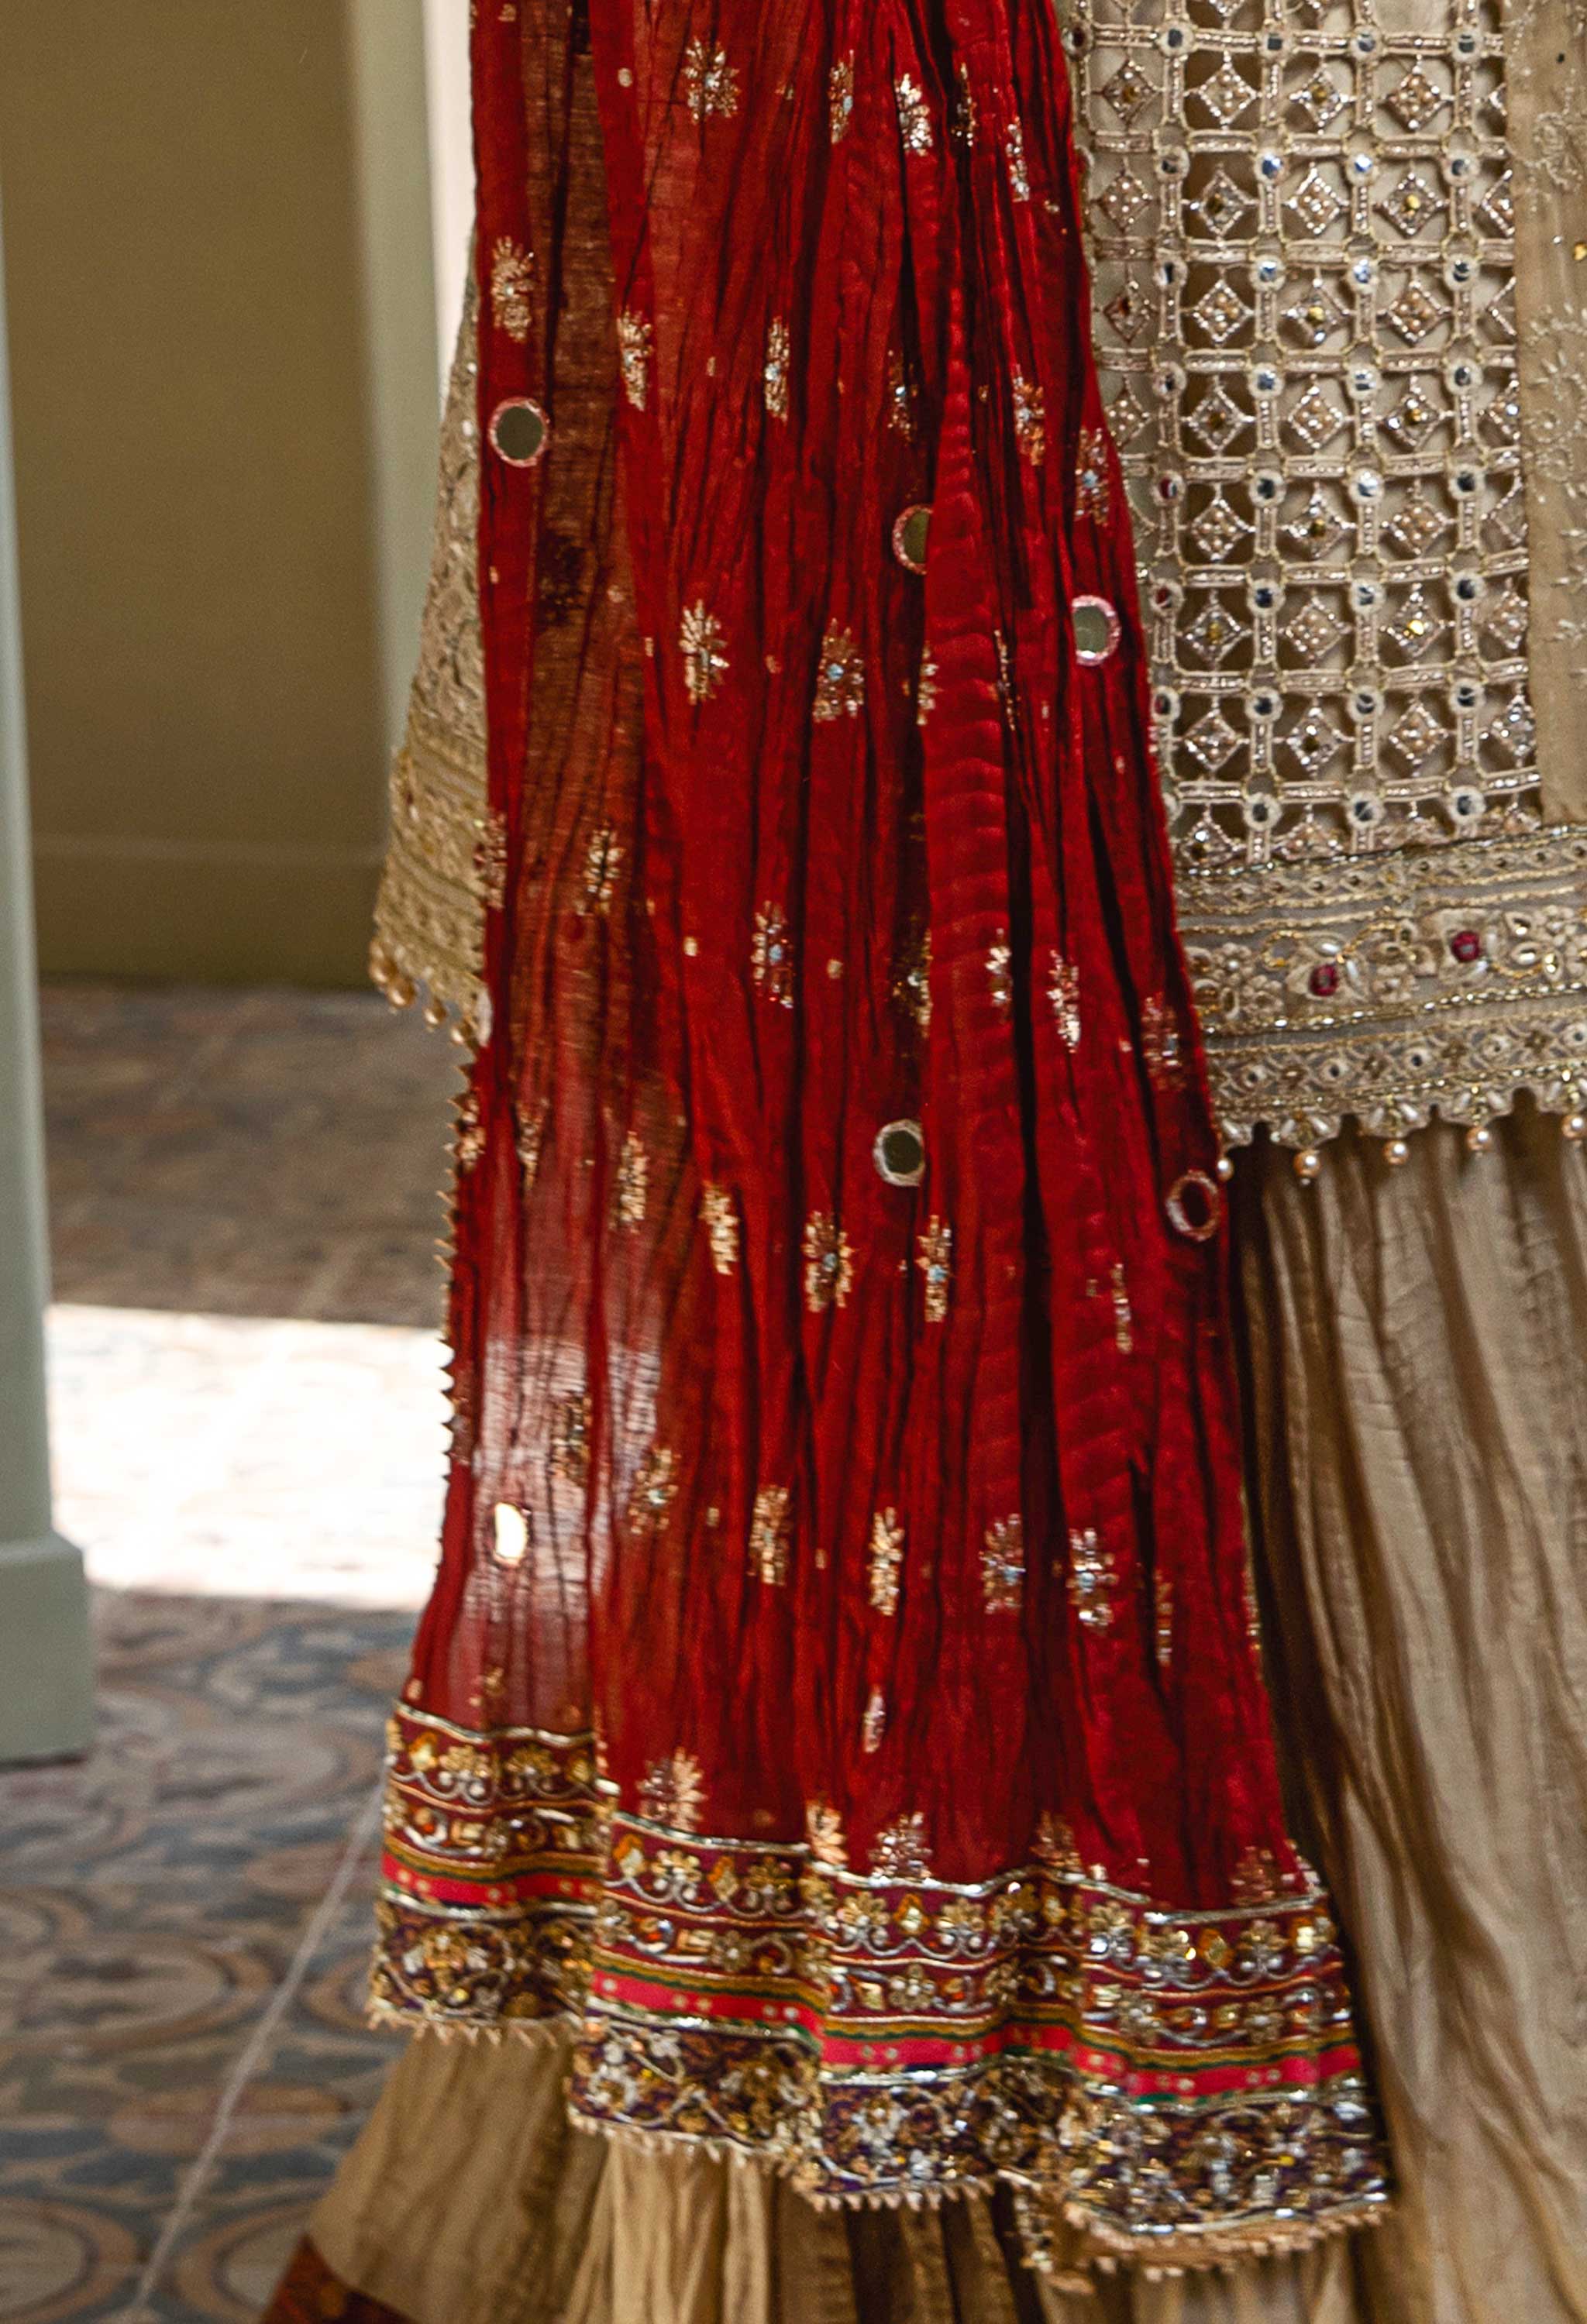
[367,2021,1390,2277]
[1184,825,1587,1147]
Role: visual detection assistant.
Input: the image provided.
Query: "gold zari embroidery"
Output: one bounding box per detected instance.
[1070,0,1587,1147]
[750,1486,792,1585]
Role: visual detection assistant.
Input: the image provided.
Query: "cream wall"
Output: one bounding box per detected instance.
[0,1,439,985]
[423,0,475,383]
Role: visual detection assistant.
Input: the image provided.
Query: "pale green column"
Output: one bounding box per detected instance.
[0,185,92,1765]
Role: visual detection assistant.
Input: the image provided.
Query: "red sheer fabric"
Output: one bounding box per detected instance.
[371,0,1388,2267]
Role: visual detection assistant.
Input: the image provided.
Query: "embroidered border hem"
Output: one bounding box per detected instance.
[372,1706,1388,2266]
[1183,824,1587,1145]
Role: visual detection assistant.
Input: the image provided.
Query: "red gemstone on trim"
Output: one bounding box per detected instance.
[1449,929,1482,963]
[1308,961,1341,998]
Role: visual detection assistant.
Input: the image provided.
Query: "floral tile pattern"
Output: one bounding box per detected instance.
[0,1593,411,2323]
[1,983,456,2321]
[41,982,458,1328]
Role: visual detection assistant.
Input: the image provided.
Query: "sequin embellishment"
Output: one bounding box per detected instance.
[615,311,652,410]
[614,1132,648,1227]
[489,238,533,341]
[1048,954,1081,1050]
[1013,374,1046,463]
[917,1218,952,1322]
[764,318,790,420]
[639,1748,706,1831]
[752,906,795,1006]
[896,76,934,156]
[701,1183,739,1274]
[804,1212,855,1312]
[751,1487,792,1585]
[684,40,739,122]
[813,626,866,720]
[628,1446,679,1537]
[983,1517,1026,1613]
[869,1508,905,1615]
[1067,1527,1116,1628]
[680,603,729,703]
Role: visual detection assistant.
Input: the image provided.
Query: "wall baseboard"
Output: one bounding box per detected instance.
[33,840,382,987]
[0,1532,93,1767]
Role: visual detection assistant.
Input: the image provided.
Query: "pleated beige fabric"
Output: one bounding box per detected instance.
[308,2029,1366,2324]
[1234,1105,1587,2324]
[301,1106,1587,2324]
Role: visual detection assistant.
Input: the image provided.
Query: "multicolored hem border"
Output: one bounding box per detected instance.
[372,1704,1388,2266]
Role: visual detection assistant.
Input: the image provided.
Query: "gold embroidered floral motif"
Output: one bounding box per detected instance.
[614,1132,648,1228]
[517,1098,549,1187]
[1048,954,1081,1050]
[1033,1810,1084,1874]
[1110,1262,1134,1356]
[752,905,795,1006]
[639,1748,707,1831]
[680,603,729,703]
[862,1688,887,1753]
[917,1217,952,1322]
[895,927,932,1033]
[1155,1574,1174,1670]
[750,1486,791,1585]
[869,1508,905,1615]
[982,1517,1025,1613]
[615,310,652,411]
[916,648,938,724]
[895,75,934,156]
[806,1799,848,1867]
[1075,425,1111,527]
[1140,995,1185,1087]
[489,237,533,341]
[1231,1844,1289,1907]
[683,40,739,122]
[700,1183,739,1274]
[550,1391,591,1488]
[628,1445,678,1538]
[582,824,621,916]
[1007,117,1031,202]
[475,812,508,911]
[813,625,866,721]
[764,318,790,421]
[804,1212,854,1312]
[987,937,1014,1013]
[871,1810,931,1880]
[1013,373,1046,463]
[829,56,854,144]
[1067,1527,1116,1630]
[453,1087,485,1172]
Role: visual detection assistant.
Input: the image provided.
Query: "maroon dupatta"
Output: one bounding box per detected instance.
[371,0,1388,2267]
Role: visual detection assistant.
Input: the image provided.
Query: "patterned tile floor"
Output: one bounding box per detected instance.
[2,984,460,2324]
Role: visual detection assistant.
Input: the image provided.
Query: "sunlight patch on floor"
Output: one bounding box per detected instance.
[48,1305,446,1611]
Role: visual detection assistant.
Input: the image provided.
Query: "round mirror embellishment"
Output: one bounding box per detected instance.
[1072,593,1122,665]
[874,1119,927,1187]
[488,397,551,467]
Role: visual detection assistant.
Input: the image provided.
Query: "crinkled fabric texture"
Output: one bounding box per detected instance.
[371,0,1383,2266]
[1236,1104,1587,2323]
